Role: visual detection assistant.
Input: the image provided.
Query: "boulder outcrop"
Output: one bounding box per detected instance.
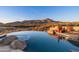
[2,35,18,45]
[0,35,27,51]
[10,40,26,50]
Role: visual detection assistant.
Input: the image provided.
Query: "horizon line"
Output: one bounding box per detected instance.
[1,18,79,24]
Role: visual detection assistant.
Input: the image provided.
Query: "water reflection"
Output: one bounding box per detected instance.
[68,40,79,47]
[7,31,79,52]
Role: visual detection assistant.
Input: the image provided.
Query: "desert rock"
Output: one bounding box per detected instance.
[10,40,26,50]
[2,35,18,45]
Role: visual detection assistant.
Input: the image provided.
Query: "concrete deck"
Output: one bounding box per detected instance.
[0,45,23,52]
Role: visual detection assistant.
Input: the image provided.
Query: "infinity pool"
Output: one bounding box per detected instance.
[7,31,79,52]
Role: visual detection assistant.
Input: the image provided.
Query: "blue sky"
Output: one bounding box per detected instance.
[0,6,79,23]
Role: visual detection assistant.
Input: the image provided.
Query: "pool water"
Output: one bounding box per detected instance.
[7,31,79,52]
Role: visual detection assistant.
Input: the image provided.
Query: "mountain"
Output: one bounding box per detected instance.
[0,22,4,26]
[5,18,55,27]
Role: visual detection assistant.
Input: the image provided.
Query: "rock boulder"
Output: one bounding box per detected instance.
[2,35,18,45]
[10,40,26,50]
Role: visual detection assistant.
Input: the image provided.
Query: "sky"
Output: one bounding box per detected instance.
[0,6,79,23]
